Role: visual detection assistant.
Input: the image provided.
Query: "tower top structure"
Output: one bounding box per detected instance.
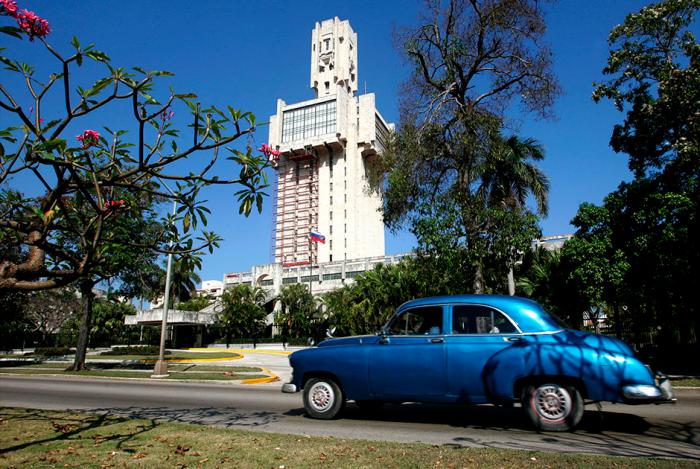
[310,17,358,98]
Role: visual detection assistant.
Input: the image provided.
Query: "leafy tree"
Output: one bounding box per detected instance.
[88,299,138,347]
[0,4,270,368]
[219,284,267,347]
[176,295,212,312]
[276,284,316,340]
[566,0,699,357]
[382,0,557,293]
[23,287,81,346]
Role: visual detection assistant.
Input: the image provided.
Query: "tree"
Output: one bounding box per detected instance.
[219,284,267,347]
[24,287,81,346]
[0,8,269,291]
[565,0,699,359]
[382,0,557,293]
[176,296,212,312]
[0,4,270,369]
[276,284,316,340]
[159,255,202,304]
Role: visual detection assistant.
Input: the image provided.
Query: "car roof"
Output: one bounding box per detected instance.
[396,295,561,333]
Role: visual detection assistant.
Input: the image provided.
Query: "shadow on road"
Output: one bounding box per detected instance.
[333,403,700,460]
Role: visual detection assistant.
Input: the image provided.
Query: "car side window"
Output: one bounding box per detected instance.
[452,305,517,334]
[388,306,443,335]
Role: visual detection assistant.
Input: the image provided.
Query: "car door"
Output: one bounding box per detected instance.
[368,305,448,400]
[445,304,522,402]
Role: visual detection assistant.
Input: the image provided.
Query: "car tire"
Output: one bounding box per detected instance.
[355,400,384,411]
[523,382,583,432]
[303,377,345,420]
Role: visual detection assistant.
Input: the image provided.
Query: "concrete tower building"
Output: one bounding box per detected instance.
[269,17,393,267]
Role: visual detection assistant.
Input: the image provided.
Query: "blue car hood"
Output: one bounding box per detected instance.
[316,335,379,347]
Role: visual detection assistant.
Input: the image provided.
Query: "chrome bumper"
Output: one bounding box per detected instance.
[281,383,298,393]
[622,372,676,403]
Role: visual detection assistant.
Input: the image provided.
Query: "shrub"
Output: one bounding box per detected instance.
[100,346,170,356]
[34,347,72,356]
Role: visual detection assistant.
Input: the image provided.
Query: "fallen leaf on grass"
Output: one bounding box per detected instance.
[174,445,190,455]
[132,452,147,459]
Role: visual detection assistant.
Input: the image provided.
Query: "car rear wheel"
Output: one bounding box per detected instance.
[303,377,345,419]
[523,382,583,432]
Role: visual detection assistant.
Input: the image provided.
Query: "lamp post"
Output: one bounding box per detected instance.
[151,194,178,378]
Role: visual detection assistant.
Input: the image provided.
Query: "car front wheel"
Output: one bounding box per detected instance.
[303,377,345,419]
[523,382,583,432]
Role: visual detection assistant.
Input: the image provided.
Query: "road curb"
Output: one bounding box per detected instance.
[241,367,280,385]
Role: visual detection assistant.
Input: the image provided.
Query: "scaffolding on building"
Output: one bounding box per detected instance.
[273,147,319,268]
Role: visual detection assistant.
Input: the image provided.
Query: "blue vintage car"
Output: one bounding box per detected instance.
[282,295,675,431]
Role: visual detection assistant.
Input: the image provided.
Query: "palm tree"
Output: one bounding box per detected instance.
[159,255,202,303]
[479,135,550,295]
[219,284,267,347]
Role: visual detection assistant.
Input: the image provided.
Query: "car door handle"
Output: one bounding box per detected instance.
[506,337,523,343]
[430,338,444,344]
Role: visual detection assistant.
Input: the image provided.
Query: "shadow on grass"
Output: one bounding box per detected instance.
[0,408,158,455]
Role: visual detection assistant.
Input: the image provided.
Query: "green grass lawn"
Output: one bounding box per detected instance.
[0,351,243,362]
[96,351,242,361]
[0,407,693,469]
[0,361,265,381]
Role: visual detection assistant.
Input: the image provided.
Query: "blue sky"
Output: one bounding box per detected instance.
[6,1,653,282]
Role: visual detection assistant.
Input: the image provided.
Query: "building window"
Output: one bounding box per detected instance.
[325,81,330,92]
[330,195,333,205]
[319,65,325,72]
[282,100,337,143]
[344,194,347,203]
[301,275,320,283]
[330,211,333,220]
[324,38,330,50]
[323,272,342,281]
[330,226,333,235]
[330,182,333,192]
[344,224,346,233]
[330,240,333,249]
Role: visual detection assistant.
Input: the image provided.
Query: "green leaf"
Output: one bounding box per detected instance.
[0,26,23,39]
[71,36,80,49]
[183,212,191,232]
[0,56,19,72]
[85,50,110,62]
[35,139,67,153]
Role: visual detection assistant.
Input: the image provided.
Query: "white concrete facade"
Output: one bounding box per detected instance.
[268,17,393,266]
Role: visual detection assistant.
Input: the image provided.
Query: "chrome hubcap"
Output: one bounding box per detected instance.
[309,382,335,412]
[534,385,571,420]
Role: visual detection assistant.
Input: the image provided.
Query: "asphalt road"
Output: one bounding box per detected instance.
[1,374,699,460]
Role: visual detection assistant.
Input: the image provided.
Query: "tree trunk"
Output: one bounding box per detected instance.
[507,266,515,296]
[473,262,484,294]
[70,281,94,371]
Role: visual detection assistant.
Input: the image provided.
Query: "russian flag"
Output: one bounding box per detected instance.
[310,229,326,244]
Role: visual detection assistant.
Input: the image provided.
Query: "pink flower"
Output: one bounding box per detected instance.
[16,9,50,41]
[259,143,271,156]
[160,108,174,123]
[0,0,18,18]
[76,129,100,149]
[270,149,281,157]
